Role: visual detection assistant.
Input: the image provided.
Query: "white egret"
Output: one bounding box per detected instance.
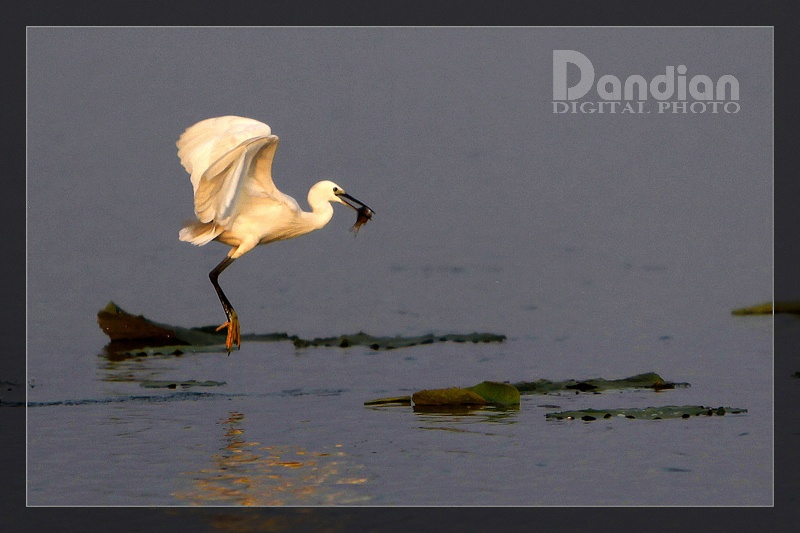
[177,116,374,354]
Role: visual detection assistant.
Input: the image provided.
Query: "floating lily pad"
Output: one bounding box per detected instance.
[411,388,489,406]
[512,372,687,394]
[97,302,194,345]
[98,302,505,357]
[365,373,689,407]
[465,381,520,405]
[363,396,413,406]
[292,332,506,350]
[367,381,520,407]
[546,405,747,421]
[139,380,226,389]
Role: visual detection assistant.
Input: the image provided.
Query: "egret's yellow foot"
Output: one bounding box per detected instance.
[216,311,240,355]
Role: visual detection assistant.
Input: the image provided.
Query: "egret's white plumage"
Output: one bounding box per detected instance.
[176,115,373,353]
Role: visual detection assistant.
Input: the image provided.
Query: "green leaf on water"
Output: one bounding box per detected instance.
[366,382,520,407]
[465,381,520,405]
[363,396,412,406]
[411,388,489,406]
[364,373,690,407]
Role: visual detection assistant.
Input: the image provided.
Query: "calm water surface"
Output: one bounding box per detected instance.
[26,289,773,506]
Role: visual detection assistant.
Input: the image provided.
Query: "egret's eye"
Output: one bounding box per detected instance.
[333,187,339,192]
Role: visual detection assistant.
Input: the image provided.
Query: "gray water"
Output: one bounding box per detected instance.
[25,27,773,506]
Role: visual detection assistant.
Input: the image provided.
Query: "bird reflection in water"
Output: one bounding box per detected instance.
[173,412,371,505]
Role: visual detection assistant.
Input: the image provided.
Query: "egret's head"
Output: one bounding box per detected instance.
[311,180,371,212]
[310,180,374,233]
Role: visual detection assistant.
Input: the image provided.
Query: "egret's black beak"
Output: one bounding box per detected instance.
[335,190,373,213]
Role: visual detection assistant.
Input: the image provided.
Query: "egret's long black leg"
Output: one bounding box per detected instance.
[209,255,240,354]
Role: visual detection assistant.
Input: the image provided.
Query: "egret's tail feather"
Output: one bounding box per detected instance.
[179,221,223,246]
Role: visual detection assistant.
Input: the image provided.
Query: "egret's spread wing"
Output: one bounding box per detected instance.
[192,135,285,226]
[177,116,272,192]
[177,116,288,226]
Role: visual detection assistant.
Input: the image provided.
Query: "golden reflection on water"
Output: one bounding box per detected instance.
[173,412,372,506]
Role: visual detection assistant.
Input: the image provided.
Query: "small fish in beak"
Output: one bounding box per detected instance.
[351,205,374,234]
[334,188,374,235]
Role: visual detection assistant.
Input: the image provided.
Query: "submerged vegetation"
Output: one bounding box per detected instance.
[139,380,227,389]
[546,405,748,421]
[511,371,688,393]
